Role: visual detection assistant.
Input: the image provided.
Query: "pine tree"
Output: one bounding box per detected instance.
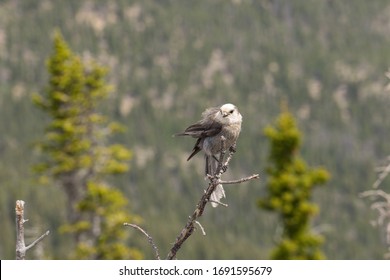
[33,31,142,259]
[258,106,330,259]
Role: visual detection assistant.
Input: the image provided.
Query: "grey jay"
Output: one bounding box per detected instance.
[176,103,242,207]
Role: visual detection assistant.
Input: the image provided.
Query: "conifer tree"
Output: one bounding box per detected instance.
[259,106,330,259]
[33,31,141,259]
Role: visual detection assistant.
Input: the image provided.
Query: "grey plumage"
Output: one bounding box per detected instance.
[176,103,242,207]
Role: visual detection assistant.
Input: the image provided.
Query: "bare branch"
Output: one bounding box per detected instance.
[373,159,390,189]
[166,137,259,259]
[208,199,229,207]
[220,174,260,185]
[124,223,160,260]
[15,200,50,260]
[360,189,390,203]
[361,184,390,259]
[25,231,50,251]
[195,221,206,236]
[131,137,259,260]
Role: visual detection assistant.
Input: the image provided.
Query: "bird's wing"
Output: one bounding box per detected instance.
[176,106,222,138]
[180,122,223,161]
[177,121,223,138]
[175,106,222,160]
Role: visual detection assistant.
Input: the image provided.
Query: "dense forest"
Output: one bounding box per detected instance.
[1,0,390,259]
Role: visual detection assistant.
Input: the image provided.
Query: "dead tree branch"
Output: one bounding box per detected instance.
[166,138,259,259]
[124,223,160,260]
[361,160,390,259]
[373,156,390,189]
[126,137,259,260]
[360,190,390,227]
[220,174,260,185]
[15,200,50,260]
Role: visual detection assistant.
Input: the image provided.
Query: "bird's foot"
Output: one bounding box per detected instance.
[229,144,237,153]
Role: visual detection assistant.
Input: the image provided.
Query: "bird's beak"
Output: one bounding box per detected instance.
[221,110,228,117]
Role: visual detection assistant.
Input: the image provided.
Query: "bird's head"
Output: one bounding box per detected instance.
[219,103,242,124]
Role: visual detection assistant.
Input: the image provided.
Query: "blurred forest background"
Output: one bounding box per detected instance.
[1,0,390,259]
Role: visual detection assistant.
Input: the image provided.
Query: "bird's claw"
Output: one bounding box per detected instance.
[229,144,237,153]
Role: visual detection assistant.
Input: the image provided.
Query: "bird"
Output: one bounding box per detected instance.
[175,103,242,207]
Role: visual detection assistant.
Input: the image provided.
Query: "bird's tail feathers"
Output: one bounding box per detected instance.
[205,154,219,177]
[205,154,226,207]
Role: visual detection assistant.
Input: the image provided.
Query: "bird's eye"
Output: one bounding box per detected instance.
[229,110,234,114]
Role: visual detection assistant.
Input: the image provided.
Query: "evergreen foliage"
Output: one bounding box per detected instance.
[32,31,141,259]
[259,106,330,259]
